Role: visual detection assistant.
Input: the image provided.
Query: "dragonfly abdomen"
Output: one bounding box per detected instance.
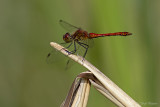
[89,32,132,38]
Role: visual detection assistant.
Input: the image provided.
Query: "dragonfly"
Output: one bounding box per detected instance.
[47,20,132,66]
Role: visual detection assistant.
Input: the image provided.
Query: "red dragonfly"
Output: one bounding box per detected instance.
[59,20,131,57]
[47,20,132,64]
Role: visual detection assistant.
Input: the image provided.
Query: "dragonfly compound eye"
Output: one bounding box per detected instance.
[63,33,72,43]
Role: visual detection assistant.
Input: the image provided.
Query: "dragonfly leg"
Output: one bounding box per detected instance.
[69,41,77,54]
[65,41,77,55]
[61,42,74,55]
[66,42,73,49]
[77,41,89,58]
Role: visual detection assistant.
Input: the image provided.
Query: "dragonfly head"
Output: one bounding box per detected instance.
[63,33,72,43]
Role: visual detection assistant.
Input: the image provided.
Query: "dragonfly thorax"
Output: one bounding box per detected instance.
[63,33,73,43]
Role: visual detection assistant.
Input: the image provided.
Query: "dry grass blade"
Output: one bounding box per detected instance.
[61,76,90,107]
[78,72,124,107]
[89,79,124,107]
[50,42,141,107]
[71,78,90,107]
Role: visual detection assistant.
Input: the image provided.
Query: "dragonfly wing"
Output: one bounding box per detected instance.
[79,39,94,48]
[59,20,80,32]
[46,49,62,64]
[65,59,75,70]
[46,44,69,64]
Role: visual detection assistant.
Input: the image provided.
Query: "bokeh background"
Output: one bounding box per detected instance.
[0,0,159,107]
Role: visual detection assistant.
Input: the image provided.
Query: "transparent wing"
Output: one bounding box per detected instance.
[46,43,75,70]
[80,38,94,48]
[59,20,80,32]
[46,49,65,64]
[46,43,70,64]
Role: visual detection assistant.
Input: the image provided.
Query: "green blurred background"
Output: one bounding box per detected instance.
[0,0,159,107]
